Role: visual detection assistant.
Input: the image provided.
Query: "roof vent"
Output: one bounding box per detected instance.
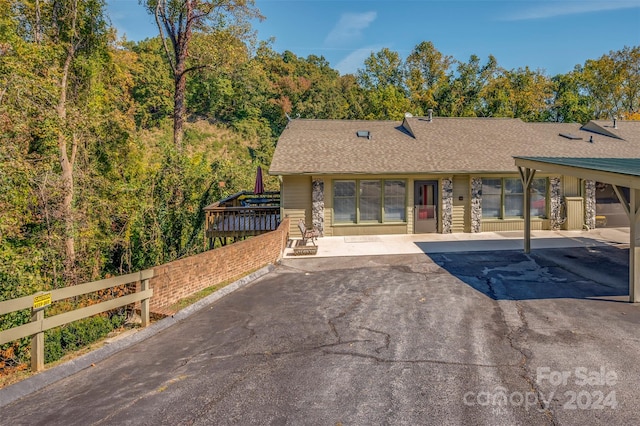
[356,130,371,139]
[427,109,433,122]
[613,117,618,129]
[559,133,583,140]
[404,112,413,118]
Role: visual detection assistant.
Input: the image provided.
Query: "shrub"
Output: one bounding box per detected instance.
[44,311,128,364]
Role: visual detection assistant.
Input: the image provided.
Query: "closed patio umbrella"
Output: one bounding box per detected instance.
[254,165,264,195]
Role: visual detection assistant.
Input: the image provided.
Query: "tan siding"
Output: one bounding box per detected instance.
[323,177,334,236]
[407,180,415,234]
[282,175,312,237]
[452,176,469,233]
[563,176,581,197]
[282,172,572,236]
[332,224,407,236]
[481,219,548,232]
[563,196,584,230]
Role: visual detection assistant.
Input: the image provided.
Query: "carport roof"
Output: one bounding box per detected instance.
[514,156,640,189]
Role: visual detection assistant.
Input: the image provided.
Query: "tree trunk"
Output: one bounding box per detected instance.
[173,67,186,150]
[172,15,190,152]
[57,44,77,284]
[35,0,42,43]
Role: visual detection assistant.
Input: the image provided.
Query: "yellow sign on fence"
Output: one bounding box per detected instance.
[33,293,52,310]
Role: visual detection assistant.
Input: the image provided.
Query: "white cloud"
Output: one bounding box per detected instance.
[324,11,377,46]
[334,45,384,75]
[503,1,640,20]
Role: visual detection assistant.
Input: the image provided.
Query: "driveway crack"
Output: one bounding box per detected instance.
[359,326,390,353]
[499,300,557,425]
[327,294,365,343]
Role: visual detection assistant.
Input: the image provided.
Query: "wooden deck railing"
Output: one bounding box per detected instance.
[204,191,280,247]
[207,190,280,208]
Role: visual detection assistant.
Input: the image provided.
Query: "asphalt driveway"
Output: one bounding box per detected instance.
[1,245,638,425]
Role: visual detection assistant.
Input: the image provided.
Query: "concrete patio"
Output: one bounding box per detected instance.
[284,227,631,258]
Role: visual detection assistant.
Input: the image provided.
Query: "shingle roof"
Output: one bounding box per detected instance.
[268,117,640,175]
[515,157,640,178]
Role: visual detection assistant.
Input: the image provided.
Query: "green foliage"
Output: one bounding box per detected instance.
[0,248,45,368]
[549,71,593,123]
[129,38,173,128]
[44,311,127,363]
[440,54,498,117]
[405,41,453,114]
[358,48,405,90]
[578,46,640,120]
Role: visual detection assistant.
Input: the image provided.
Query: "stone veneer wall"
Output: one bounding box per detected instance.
[549,177,564,230]
[470,178,482,233]
[584,180,596,229]
[312,179,324,236]
[441,179,453,233]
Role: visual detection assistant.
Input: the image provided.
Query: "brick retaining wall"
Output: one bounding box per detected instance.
[148,218,290,315]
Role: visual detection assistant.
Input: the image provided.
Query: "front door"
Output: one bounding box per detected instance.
[414,181,437,233]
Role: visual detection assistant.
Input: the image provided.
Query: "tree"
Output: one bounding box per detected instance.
[579,52,625,119]
[480,67,553,121]
[570,46,640,121]
[615,46,640,116]
[442,54,498,117]
[52,0,111,282]
[337,73,366,119]
[405,41,453,115]
[356,48,410,119]
[357,48,405,90]
[252,49,349,121]
[129,38,174,128]
[548,69,593,123]
[142,0,262,149]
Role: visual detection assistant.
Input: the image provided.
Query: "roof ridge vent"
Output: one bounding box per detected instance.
[559,132,583,140]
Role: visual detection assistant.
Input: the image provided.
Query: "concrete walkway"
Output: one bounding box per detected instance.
[284,227,630,258]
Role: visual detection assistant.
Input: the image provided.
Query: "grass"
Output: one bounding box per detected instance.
[167,285,222,312]
[165,267,261,313]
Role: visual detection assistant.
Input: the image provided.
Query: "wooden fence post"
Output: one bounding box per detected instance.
[31,308,44,372]
[141,278,150,328]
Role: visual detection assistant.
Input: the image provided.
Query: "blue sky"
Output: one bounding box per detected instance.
[107,0,640,76]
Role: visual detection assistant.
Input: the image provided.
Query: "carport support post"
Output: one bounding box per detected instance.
[631,189,640,303]
[518,166,536,254]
